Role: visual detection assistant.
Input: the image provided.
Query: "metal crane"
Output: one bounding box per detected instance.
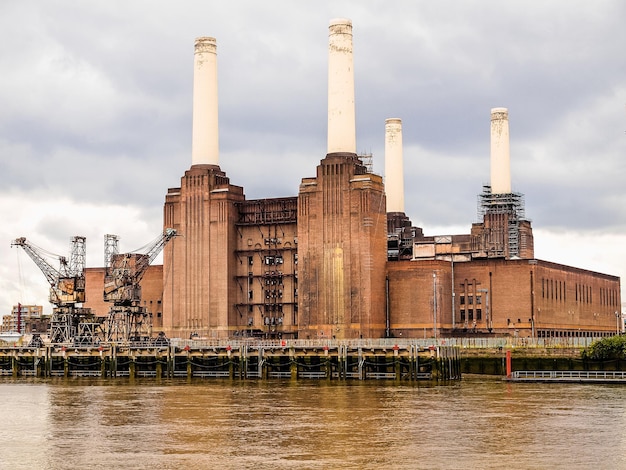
[102,228,176,343]
[11,236,100,344]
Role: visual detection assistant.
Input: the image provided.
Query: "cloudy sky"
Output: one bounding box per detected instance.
[1,1,625,318]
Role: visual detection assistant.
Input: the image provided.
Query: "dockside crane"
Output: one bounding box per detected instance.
[11,236,101,344]
[103,228,176,343]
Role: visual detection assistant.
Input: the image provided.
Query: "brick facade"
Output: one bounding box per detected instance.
[84,265,165,330]
[387,258,620,338]
[297,153,387,339]
[162,164,244,339]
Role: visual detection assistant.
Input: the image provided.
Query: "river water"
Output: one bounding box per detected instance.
[0,376,624,469]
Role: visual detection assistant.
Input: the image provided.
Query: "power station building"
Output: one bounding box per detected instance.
[84,19,622,340]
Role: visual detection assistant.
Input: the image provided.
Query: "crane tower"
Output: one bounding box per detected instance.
[11,236,101,344]
[103,228,176,343]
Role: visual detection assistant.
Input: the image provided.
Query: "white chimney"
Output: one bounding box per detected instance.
[191,37,219,166]
[384,118,404,213]
[490,107,511,194]
[327,19,356,155]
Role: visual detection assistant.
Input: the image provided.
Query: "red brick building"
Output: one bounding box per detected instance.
[81,22,622,341]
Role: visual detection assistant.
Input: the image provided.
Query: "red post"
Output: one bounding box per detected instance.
[16,303,22,334]
[506,350,512,378]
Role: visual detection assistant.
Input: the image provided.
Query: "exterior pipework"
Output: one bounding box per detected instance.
[490,107,511,194]
[327,19,356,155]
[192,37,219,166]
[384,118,404,213]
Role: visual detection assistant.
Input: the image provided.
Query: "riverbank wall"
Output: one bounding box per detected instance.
[2,337,621,380]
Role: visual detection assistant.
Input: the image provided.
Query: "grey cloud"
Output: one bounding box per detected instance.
[1,2,625,293]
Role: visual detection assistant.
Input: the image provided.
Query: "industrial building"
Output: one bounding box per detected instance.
[79,19,620,341]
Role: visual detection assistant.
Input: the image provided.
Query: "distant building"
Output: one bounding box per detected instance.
[1,305,49,334]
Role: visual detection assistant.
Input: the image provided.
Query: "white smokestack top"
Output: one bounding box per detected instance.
[327,18,356,155]
[191,37,219,166]
[490,107,511,194]
[384,118,405,213]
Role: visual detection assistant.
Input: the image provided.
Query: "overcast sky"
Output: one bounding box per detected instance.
[1,1,625,318]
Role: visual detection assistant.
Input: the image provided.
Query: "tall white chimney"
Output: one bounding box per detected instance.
[384,118,405,213]
[191,37,219,166]
[490,107,511,194]
[327,19,356,155]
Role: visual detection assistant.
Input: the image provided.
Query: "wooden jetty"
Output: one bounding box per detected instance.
[507,370,626,384]
[0,339,461,381]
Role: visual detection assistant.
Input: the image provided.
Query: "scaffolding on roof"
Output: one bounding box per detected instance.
[477,185,526,220]
[358,152,373,173]
[477,185,529,259]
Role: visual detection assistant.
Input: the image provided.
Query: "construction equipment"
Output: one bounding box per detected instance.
[103,228,176,343]
[11,236,101,344]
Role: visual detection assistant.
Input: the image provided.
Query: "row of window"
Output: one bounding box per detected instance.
[542,279,619,307]
[599,287,619,307]
[247,254,298,266]
[542,278,566,302]
[245,313,299,327]
[247,272,289,285]
[459,295,484,306]
[459,309,482,322]
[575,283,592,304]
[248,289,297,300]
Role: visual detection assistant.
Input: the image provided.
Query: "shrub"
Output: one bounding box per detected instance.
[582,335,626,361]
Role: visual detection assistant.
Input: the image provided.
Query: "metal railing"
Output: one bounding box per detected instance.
[511,370,626,380]
[0,336,611,351]
[170,336,599,350]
